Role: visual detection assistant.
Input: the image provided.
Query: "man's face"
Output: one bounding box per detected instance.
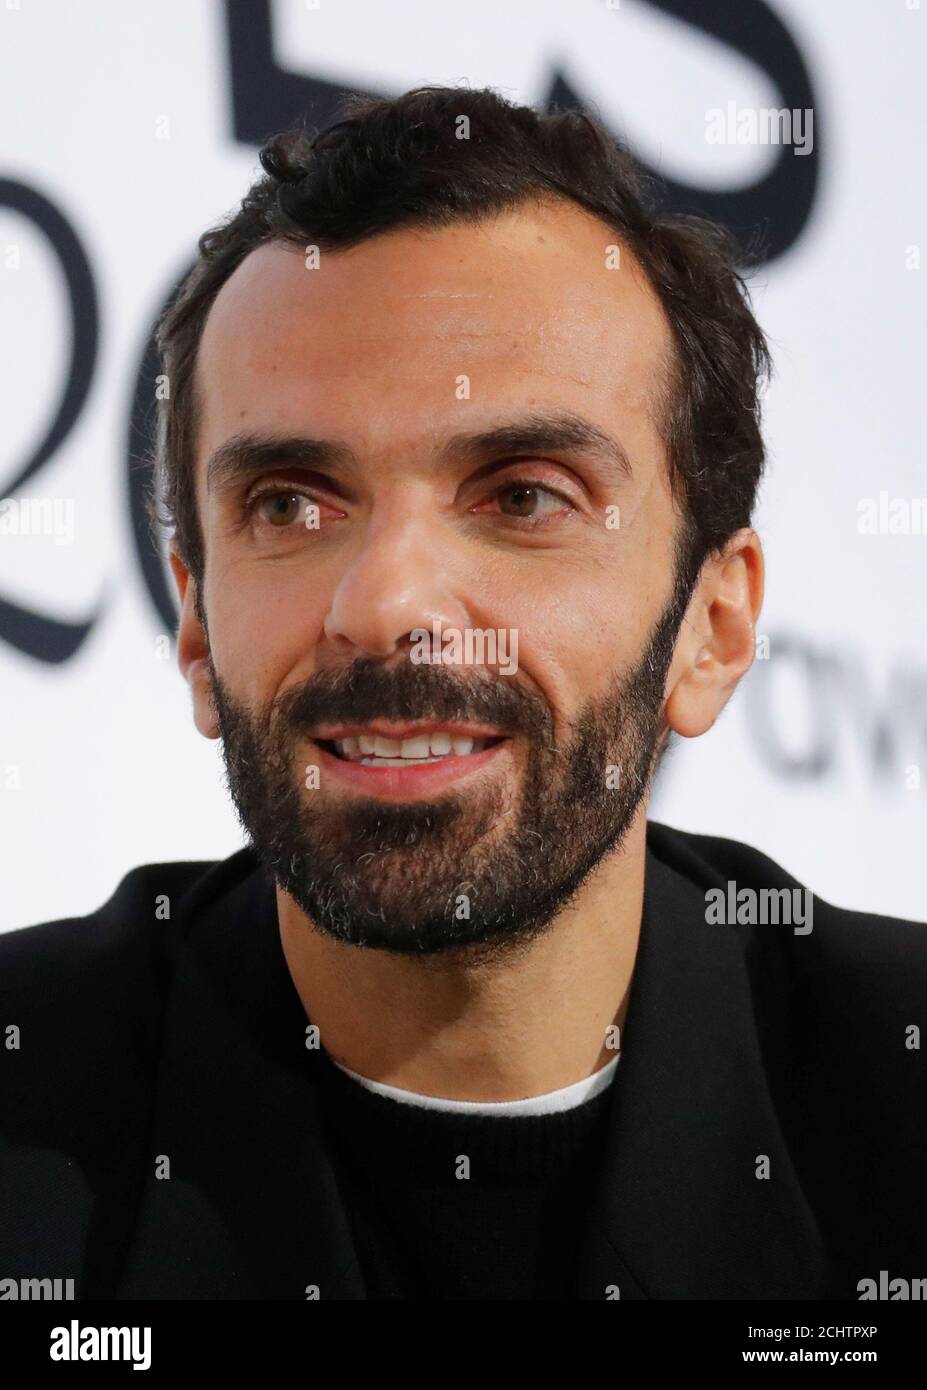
[184,199,686,955]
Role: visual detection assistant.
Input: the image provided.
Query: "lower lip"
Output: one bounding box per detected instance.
[312,738,510,799]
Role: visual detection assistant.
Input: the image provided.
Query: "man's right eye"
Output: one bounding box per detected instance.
[243,487,329,531]
[250,490,308,527]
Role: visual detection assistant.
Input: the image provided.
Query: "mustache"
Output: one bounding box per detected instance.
[273,657,551,740]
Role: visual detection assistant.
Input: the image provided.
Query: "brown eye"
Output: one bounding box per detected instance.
[499,484,539,516]
[496,482,565,519]
[256,492,304,527]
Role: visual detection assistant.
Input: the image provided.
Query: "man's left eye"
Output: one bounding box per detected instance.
[479,480,573,522]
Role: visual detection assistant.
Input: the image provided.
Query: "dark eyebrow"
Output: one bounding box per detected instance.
[205,434,357,495]
[440,409,633,482]
[204,410,633,496]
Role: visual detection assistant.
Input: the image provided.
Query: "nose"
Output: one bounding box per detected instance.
[322,505,474,660]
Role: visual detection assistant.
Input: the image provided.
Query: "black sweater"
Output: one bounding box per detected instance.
[313,1047,616,1299]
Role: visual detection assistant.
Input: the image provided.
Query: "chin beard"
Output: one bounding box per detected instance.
[207,597,684,958]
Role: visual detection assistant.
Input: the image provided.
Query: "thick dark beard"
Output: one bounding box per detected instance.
[207,589,687,959]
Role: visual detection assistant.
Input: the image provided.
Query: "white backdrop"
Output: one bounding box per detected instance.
[1,0,925,931]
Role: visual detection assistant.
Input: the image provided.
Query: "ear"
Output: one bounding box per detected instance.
[664,527,764,739]
[169,543,219,740]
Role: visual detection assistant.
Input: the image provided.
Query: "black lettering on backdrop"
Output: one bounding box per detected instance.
[0,178,100,661]
[641,0,819,263]
[223,0,819,266]
[742,637,927,784]
[744,636,841,780]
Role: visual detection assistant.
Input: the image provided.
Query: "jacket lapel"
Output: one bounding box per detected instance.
[572,840,830,1300]
[117,854,366,1299]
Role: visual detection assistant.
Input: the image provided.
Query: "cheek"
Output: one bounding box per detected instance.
[494,555,655,739]
[204,558,330,708]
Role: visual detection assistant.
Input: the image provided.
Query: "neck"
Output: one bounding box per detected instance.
[277,812,647,1104]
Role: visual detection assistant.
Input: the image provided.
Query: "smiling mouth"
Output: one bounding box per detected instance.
[316,733,507,767]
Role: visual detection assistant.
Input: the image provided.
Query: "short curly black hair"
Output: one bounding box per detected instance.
[150,84,771,611]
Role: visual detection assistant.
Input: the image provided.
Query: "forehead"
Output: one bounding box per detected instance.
[194,198,673,481]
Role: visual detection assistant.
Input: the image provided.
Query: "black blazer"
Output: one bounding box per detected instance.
[1,821,925,1300]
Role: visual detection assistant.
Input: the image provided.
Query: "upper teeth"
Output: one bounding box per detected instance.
[333,732,484,760]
